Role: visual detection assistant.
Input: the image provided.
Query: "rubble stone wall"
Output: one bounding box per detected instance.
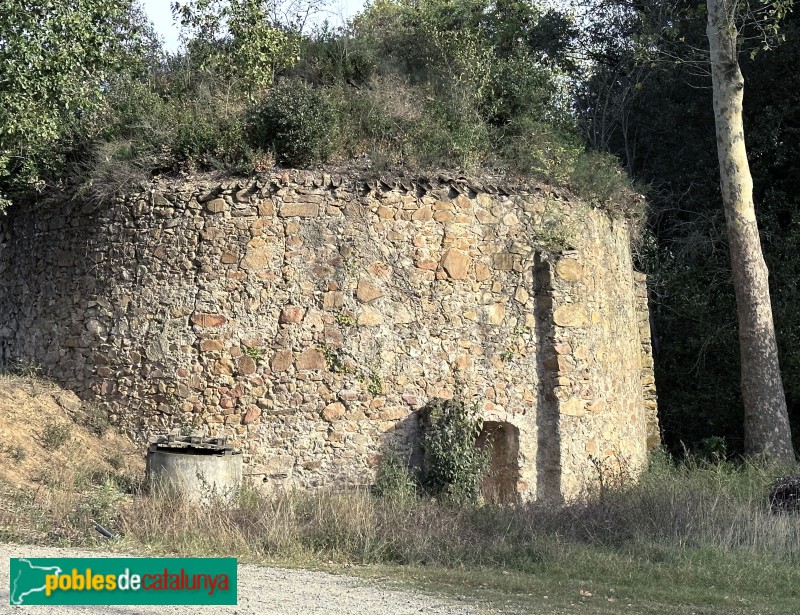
[0,171,658,500]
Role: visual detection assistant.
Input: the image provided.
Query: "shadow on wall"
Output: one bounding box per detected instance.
[370,251,562,505]
[0,198,123,401]
[376,402,525,505]
[534,252,562,503]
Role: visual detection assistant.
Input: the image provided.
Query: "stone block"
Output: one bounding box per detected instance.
[358,305,384,325]
[271,349,293,372]
[493,253,514,271]
[241,240,272,270]
[475,262,491,281]
[206,198,227,213]
[243,405,261,424]
[322,291,344,310]
[356,278,384,303]
[322,402,346,421]
[412,206,433,221]
[238,356,257,375]
[280,305,306,323]
[553,305,589,328]
[200,339,225,352]
[441,248,471,280]
[191,313,227,328]
[295,348,325,370]
[560,398,585,417]
[280,203,319,217]
[415,257,438,270]
[486,303,505,325]
[555,259,583,282]
[258,199,275,216]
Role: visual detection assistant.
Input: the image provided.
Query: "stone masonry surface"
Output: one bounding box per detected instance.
[0,171,658,501]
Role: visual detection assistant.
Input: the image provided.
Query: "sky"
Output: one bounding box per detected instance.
[141,0,367,52]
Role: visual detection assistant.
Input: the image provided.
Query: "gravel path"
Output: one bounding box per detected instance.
[1,544,510,614]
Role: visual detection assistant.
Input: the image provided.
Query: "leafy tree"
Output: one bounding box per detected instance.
[420,397,490,505]
[580,0,799,457]
[706,0,794,460]
[171,0,301,95]
[0,0,145,209]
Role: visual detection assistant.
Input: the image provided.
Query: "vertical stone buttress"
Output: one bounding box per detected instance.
[634,272,660,450]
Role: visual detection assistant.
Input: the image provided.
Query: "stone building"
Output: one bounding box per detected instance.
[0,171,658,501]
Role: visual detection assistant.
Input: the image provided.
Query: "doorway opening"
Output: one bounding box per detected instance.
[476,421,521,504]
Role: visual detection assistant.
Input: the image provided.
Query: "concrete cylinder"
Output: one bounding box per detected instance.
[146,448,243,505]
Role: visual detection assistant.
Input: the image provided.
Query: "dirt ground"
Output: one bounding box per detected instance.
[0,374,143,544]
[0,375,142,487]
[1,543,510,614]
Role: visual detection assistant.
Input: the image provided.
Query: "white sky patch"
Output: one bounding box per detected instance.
[141,0,368,53]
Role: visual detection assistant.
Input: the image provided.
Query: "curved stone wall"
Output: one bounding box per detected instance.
[0,171,658,500]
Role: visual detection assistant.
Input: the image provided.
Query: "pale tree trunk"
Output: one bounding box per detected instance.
[707,0,795,460]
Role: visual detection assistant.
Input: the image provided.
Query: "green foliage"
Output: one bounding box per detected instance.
[1,0,642,223]
[420,397,490,505]
[83,480,126,527]
[172,0,300,94]
[0,0,148,208]
[372,453,417,504]
[365,371,382,396]
[247,80,338,166]
[500,117,582,183]
[242,345,263,361]
[322,346,353,374]
[334,312,357,327]
[40,421,71,451]
[695,437,728,462]
[83,405,110,438]
[580,2,800,455]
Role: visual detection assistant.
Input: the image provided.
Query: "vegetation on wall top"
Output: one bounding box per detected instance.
[0,0,640,220]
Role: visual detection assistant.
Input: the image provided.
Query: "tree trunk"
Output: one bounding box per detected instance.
[707,0,795,460]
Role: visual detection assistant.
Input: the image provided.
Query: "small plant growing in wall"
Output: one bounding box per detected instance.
[420,397,490,505]
[335,312,357,327]
[357,370,383,396]
[242,344,263,361]
[501,325,532,363]
[322,346,353,374]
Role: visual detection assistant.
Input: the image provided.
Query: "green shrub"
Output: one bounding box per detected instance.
[332,82,411,163]
[84,404,110,438]
[372,453,417,504]
[247,80,338,167]
[420,397,490,505]
[498,116,582,183]
[40,421,71,451]
[171,103,249,169]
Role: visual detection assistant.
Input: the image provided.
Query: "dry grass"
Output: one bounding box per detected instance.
[0,373,143,544]
[100,454,800,568]
[2,374,799,612]
[85,458,800,614]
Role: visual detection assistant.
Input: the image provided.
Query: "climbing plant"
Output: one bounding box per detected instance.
[420,396,490,505]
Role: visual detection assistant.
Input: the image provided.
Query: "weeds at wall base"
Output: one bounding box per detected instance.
[3,456,800,612]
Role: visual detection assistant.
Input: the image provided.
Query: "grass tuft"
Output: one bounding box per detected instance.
[3,454,800,612]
